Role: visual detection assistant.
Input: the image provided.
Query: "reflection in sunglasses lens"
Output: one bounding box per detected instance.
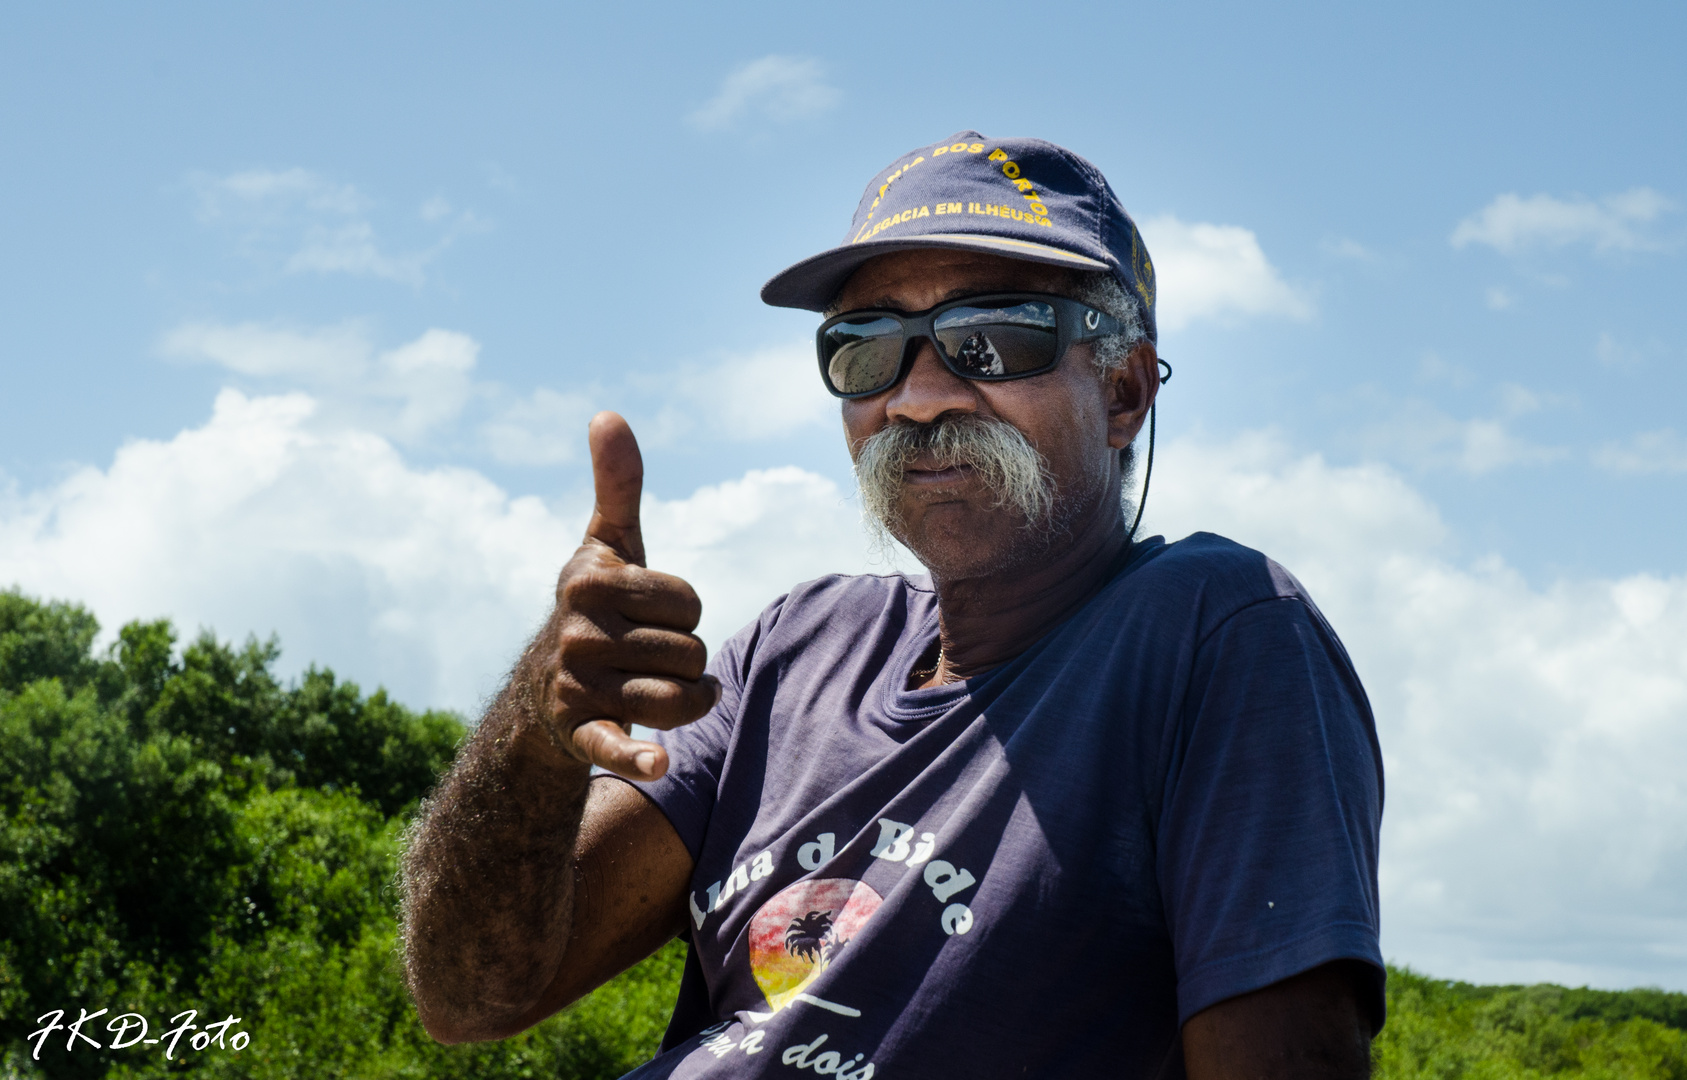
[825,316,904,395]
[935,302,1058,376]
[953,333,1005,375]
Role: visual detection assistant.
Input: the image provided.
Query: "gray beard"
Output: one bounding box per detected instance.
[851,414,1066,565]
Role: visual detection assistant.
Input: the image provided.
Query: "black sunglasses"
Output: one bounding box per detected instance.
[816,292,1125,399]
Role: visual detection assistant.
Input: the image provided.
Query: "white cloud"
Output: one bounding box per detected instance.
[191,167,463,284]
[1415,352,1474,389]
[1320,237,1376,262]
[1495,382,1543,417]
[1138,215,1314,332]
[1358,390,1565,475]
[1595,429,1687,474]
[1485,286,1514,310]
[481,388,597,466]
[196,167,366,217]
[688,55,840,131]
[1593,330,1673,373]
[162,322,479,445]
[161,320,369,381]
[287,221,428,285]
[1456,419,1562,473]
[1,390,556,713]
[645,468,898,648]
[379,329,481,440]
[1596,332,1632,369]
[1451,188,1675,255]
[637,341,836,446]
[1140,432,1687,990]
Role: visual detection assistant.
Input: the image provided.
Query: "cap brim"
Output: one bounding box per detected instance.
[760,233,1111,311]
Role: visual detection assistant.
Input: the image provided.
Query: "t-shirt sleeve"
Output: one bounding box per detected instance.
[626,599,781,861]
[1157,595,1385,1026]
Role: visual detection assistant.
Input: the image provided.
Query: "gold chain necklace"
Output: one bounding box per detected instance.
[910,644,945,685]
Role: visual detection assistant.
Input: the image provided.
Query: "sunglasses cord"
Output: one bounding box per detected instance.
[1126,358,1172,543]
[1127,402,1156,542]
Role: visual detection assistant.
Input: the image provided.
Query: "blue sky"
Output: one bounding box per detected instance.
[3,2,1684,992]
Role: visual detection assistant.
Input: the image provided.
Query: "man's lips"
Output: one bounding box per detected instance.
[903,460,976,486]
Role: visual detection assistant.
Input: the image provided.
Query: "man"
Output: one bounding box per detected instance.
[401,132,1385,1078]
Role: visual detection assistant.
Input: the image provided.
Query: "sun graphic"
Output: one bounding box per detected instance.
[746,878,882,1013]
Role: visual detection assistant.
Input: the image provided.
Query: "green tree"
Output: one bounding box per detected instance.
[0,590,112,699]
[2,589,684,1079]
[1375,967,1687,1079]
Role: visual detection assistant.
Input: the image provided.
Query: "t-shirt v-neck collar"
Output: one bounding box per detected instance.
[877,537,1165,723]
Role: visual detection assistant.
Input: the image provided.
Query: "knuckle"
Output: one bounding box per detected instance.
[637,571,702,624]
[681,633,708,670]
[670,585,703,627]
[666,638,707,681]
[554,619,612,664]
[687,679,720,716]
[543,671,611,733]
[541,671,581,714]
[659,574,699,607]
[558,572,602,609]
[558,564,628,611]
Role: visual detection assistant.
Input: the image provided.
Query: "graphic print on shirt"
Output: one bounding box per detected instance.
[746,877,883,1016]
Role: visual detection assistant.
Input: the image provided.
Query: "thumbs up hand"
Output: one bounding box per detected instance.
[526,412,718,782]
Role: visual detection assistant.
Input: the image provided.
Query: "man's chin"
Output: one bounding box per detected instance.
[889,508,1047,582]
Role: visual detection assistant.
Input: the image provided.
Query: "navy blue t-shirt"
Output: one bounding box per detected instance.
[622,533,1384,1079]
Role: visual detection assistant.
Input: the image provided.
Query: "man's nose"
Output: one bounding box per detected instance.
[884,339,978,424]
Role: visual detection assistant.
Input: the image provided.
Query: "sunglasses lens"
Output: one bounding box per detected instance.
[934,300,1059,377]
[822,316,905,395]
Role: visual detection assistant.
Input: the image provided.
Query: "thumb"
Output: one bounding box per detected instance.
[571,719,669,782]
[585,411,646,566]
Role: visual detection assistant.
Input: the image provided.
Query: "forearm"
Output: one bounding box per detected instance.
[1183,960,1376,1079]
[400,672,589,1042]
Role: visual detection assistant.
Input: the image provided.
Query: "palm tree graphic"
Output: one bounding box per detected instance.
[784,909,847,966]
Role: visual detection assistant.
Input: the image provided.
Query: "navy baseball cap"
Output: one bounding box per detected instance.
[762,130,1158,342]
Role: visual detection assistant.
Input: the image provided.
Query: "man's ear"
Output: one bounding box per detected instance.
[1105,342,1160,451]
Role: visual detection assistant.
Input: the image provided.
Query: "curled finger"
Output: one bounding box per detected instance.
[613,626,709,681]
[617,673,722,730]
[609,566,704,631]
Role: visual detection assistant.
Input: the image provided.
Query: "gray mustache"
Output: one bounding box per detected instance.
[851,414,1055,539]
